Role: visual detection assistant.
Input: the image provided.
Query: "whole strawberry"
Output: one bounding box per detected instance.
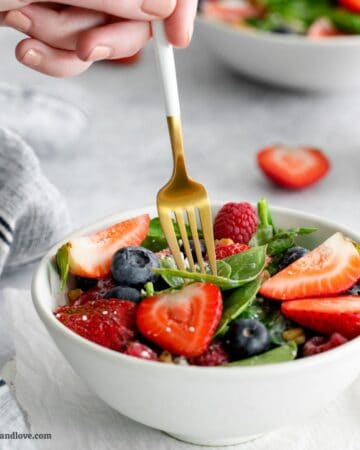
[55,299,136,351]
[214,202,258,244]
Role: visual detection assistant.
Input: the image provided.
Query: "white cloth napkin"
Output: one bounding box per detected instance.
[2,288,360,450]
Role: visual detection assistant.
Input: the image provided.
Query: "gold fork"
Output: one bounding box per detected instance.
[152,21,217,275]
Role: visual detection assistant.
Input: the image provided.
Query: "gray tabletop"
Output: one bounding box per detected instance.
[1,25,360,362]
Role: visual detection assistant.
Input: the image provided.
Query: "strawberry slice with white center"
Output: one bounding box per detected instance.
[282,297,360,339]
[57,215,150,281]
[260,233,360,300]
[136,282,223,357]
[257,145,330,190]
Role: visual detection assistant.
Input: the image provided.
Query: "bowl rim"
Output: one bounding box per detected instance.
[196,16,360,47]
[32,202,360,377]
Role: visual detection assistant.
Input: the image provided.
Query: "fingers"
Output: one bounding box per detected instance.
[0,0,177,21]
[165,0,198,47]
[16,38,92,77]
[3,5,108,50]
[76,21,151,61]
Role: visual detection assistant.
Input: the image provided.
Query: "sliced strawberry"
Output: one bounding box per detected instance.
[55,299,137,351]
[136,282,223,357]
[61,215,150,279]
[282,297,360,339]
[202,0,260,23]
[260,233,360,300]
[339,0,360,13]
[257,145,330,190]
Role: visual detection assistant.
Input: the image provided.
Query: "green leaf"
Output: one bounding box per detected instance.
[249,198,275,246]
[56,243,70,290]
[215,279,261,337]
[213,260,232,278]
[158,257,185,288]
[142,217,203,252]
[227,342,298,367]
[144,282,155,297]
[154,246,267,291]
[267,227,317,256]
[222,245,267,281]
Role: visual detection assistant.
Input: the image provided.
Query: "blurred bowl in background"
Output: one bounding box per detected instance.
[195,17,360,90]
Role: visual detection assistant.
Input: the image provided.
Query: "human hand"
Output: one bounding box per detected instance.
[0,0,197,77]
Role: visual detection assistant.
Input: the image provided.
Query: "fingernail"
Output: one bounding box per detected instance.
[141,0,170,16]
[4,11,31,33]
[86,45,112,62]
[21,49,42,67]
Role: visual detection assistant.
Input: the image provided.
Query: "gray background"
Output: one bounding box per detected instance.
[0,25,360,363]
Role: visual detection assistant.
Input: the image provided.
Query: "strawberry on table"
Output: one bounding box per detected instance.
[136,282,223,358]
[56,214,150,283]
[55,299,137,351]
[260,233,360,300]
[257,145,330,190]
[282,297,360,339]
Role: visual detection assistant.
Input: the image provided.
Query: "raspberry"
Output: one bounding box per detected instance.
[74,277,117,306]
[214,202,258,244]
[125,342,158,361]
[303,333,348,357]
[215,243,250,260]
[55,299,136,351]
[188,341,229,366]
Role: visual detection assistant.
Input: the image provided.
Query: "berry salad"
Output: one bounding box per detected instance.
[54,199,360,367]
[200,0,360,37]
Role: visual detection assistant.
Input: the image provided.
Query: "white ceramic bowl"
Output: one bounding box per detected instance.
[196,17,360,90]
[32,203,360,446]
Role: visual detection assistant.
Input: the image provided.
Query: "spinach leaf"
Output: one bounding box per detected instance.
[267,227,317,256]
[158,257,185,289]
[249,198,276,246]
[142,217,203,252]
[56,243,70,290]
[153,246,266,290]
[215,260,232,279]
[222,245,267,281]
[227,341,298,367]
[215,279,261,337]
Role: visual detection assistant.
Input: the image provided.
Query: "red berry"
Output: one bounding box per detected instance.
[214,202,258,244]
[74,277,117,306]
[215,243,250,260]
[188,341,229,366]
[303,333,348,357]
[136,282,223,357]
[125,341,158,361]
[339,0,360,13]
[55,299,136,351]
[257,145,330,190]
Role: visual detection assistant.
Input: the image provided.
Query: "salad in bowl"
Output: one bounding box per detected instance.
[31,199,360,445]
[200,0,360,37]
[52,198,360,367]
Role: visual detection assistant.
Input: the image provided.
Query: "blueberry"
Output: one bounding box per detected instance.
[180,239,206,262]
[278,246,309,271]
[75,276,97,291]
[105,286,141,303]
[224,319,271,359]
[346,283,360,295]
[111,246,160,288]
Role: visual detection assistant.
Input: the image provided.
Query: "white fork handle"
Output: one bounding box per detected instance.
[151,20,181,117]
